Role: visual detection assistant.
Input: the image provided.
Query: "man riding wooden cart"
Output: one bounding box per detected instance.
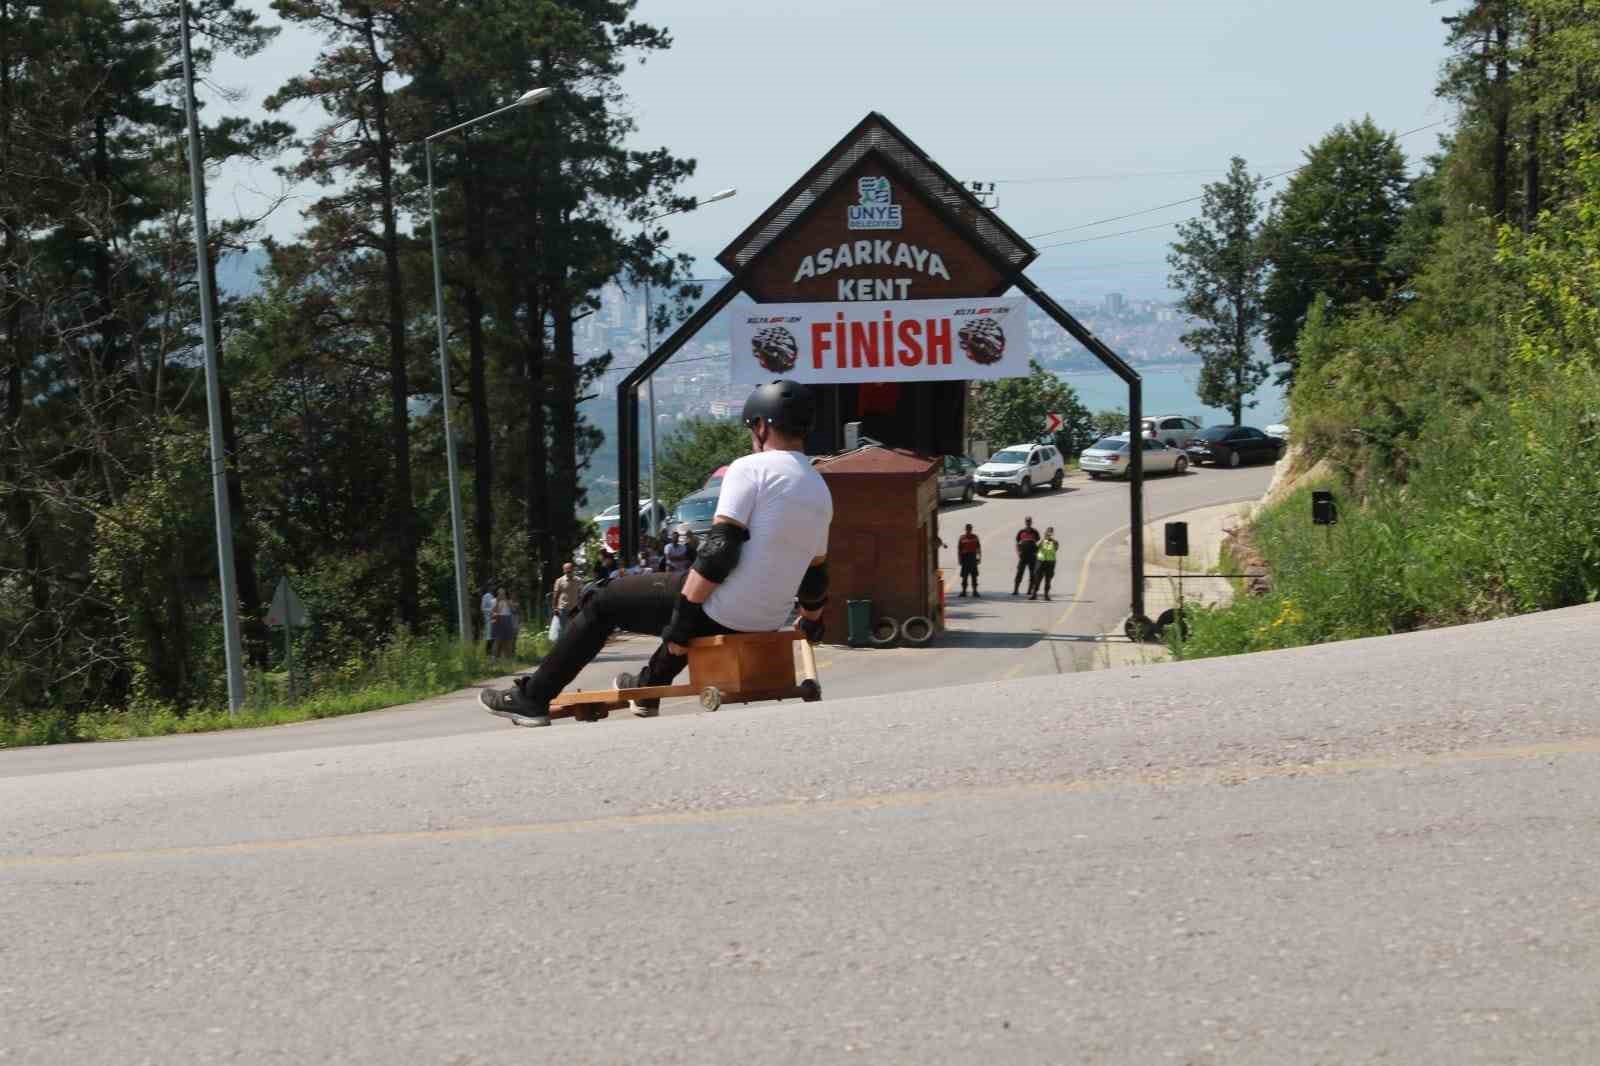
[480,380,833,727]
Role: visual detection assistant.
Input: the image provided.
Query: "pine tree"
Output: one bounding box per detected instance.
[267,0,421,628]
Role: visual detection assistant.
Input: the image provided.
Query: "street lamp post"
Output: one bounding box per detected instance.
[641,188,736,524]
[425,87,552,646]
[179,0,244,712]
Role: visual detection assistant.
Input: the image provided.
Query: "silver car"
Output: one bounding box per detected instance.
[938,455,977,504]
[1078,436,1190,480]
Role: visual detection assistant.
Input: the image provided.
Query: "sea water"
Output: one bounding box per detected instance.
[1058,366,1287,427]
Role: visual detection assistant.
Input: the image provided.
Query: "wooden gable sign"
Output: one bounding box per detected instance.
[717,113,1038,305]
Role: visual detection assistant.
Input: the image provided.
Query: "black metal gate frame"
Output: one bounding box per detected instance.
[615,280,1151,628]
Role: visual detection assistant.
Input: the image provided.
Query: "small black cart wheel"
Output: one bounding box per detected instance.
[1051,469,1064,491]
[962,484,974,504]
[1123,613,1157,643]
[1154,607,1190,641]
[699,686,723,711]
[799,679,822,703]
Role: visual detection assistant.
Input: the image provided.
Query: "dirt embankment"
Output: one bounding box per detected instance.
[1224,444,1338,597]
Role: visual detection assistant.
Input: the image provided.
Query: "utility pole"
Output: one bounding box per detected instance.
[180,0,244,712]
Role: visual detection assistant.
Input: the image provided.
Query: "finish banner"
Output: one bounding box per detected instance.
[730,297,1029,385]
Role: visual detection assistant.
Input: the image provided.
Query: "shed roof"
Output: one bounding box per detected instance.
[814,445,938,478]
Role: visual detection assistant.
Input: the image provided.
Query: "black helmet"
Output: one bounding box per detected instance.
[741,379,816,435]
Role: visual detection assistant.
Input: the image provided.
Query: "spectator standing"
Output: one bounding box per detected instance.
[956,523,982,596]
[480,584,497,655]
[1013,516,1041,596]
[1030,526,1060,600]
[549,562,578,642]
[663,529,692,574]
[596,551,618,582]
[491,589,518,659]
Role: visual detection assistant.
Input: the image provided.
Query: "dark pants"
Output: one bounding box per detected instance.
[1013,554,1037,593]
[516,571,733,704]
[1031,560,1057,596]
[958,554,979,590]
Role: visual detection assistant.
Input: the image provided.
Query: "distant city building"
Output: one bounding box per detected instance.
[1103,292,1126,316]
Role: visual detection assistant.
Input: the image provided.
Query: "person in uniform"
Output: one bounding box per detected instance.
[480,380,834,727]
[1013,516,1041,596]
[1030,526,1060,600]
[956,523,982,596]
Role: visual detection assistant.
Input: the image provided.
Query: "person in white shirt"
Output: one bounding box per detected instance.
[480,584,497,655]
[481,380,834,727]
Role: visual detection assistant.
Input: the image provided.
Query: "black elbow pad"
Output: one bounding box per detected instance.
[796,561,830,609]
[691,524,749,583]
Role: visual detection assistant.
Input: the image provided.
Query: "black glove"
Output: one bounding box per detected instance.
[663,595,707,648]
[797,614,825,644]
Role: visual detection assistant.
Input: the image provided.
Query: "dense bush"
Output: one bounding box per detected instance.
[1176,121,1600,660]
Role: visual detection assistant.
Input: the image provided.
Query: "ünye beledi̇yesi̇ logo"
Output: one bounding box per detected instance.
[848,176,902,231]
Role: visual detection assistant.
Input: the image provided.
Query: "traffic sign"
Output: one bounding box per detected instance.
[1043,411,1064,434]
[266,577,309,628]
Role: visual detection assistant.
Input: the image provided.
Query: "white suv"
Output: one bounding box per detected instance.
[975,443,1065,497]
[1141,415,1203,449]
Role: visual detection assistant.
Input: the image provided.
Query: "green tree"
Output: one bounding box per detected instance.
[971,361,1093,457]
[1091,409,1128,439]
[654,417,749,513]
[1168,156,1269,425]
[1262,118,1411,384]
[267,0,421,629]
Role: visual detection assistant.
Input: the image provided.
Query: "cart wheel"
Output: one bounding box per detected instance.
[699,686,723,711]
[799,679,822,703]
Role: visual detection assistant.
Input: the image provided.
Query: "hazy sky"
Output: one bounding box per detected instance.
[211,0,1458,298]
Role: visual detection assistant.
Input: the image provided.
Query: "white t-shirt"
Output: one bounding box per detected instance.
[704,449,833,633]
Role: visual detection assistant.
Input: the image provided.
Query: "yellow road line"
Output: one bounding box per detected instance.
[7,736,1599,870]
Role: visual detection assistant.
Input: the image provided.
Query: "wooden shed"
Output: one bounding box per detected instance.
[814,446,941,645]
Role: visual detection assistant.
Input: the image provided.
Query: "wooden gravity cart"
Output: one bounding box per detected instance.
[547,630,822,719]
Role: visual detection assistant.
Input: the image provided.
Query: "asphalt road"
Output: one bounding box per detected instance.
[4,602,1599,1064]
[0,461,1275,780]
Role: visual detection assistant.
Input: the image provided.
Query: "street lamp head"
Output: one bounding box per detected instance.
[701,187,737,205]
[517,87,554,107]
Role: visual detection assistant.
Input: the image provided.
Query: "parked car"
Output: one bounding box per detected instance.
[1141,414,1204,448]
[590,498,669,554]
[1079,435,1190,479]
[938,455,977,504]
[1184,425,1286,468]
[703,464,731,493]
[670,487,720,537]
[974,443,1065,497]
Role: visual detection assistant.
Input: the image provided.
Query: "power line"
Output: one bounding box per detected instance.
[1024,120,1448,244]
[994,167,1266,185]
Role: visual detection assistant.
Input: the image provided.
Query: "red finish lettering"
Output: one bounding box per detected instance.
[810,322,832,369]
[897,319,923,365]
[926,318,952,364]
[849,321,879,368]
